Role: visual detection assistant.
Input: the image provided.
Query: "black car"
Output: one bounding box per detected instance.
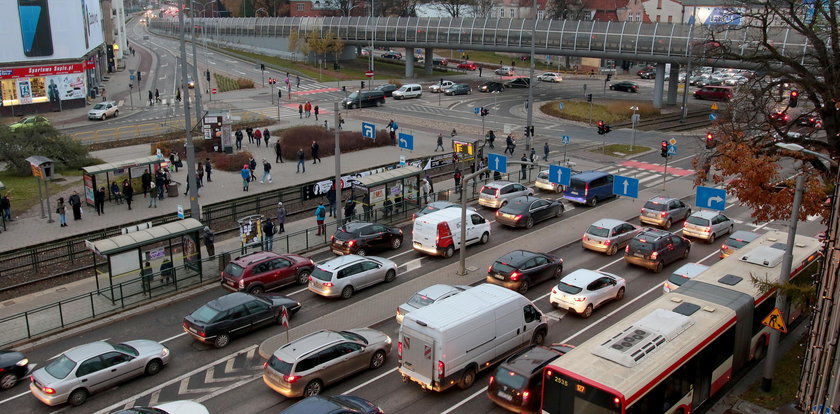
[495,196,564,228]
[330,222,403,256]
[381,51,402,59]
[375,84,398,97]
[280,395,383,414]
[183,292,301,348]
[504,77,531,88]
[486,250,563,294]
[624,228,691,272]
[443,83,471,95]
[0,350,30,390]
[478,81,504,93]
[638,69,656,79]
[487,344,572,414]
[610,81,639,92]
[797,114,821,127]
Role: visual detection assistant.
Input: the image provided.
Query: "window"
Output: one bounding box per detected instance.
[316,345,343,365]
[471,214,486,225]
[500,9,505,18]
[657,0,662,9]
[359,260,379,272]
[336,342,363,354]
[296,3,304,11]
[272,258,292,270]
[254,262,271,274]
[101,352,131,367]
[523,305,539,323]
[76,356,106,377]
[227,305,248,320]
[668,15,673,23]
[295,355,318,372]
[245,299,270,314]
[339,263,362,279]
[533,255,549,266]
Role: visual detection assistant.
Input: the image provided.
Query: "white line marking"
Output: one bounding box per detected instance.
[160,332,187,344]
[0,390,31,405]
[441,386,488,414]
[341,367,398,395]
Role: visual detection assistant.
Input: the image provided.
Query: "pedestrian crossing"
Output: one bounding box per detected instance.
[600,160,695,189]
[391,103,455,116]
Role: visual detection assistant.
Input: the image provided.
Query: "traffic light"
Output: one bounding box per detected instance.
[137,71,141,81]
[789,90,799,107]
[660,141,668,157]
[260,63,265,71]
[587,94,593,102]
[705,132,715,149]
[606,73,612,81]
[524,126,530,137]
[597,121,606,135]
[480,107,489,117]
[529,126,535,136]
[361,80,365,89]
[206,70,210,82]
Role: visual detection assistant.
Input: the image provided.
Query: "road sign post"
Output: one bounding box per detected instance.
[548,165,571,187]
[561,135,570,163]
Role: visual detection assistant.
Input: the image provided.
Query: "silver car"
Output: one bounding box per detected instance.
[683,211,734,243]
[535,170,564,193]
[396,284,469,324]
[639,196,691,228]
[479,181,534,209]
[581,219,641,256]
[87,101,119,120]
[308,255,398,299]
[549,269,626,318]
[30,340,170,406]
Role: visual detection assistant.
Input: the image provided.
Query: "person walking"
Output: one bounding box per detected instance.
[314,105,319,121]
[203,226,215,257]
[344,198,356,224]
[298,104,303,119]
[69,191,82,220]
[241,164,251,191]
[169,151,180,173]
[505,134,516,155]
[421,178,431,204]
[162,169,171,199]
[175,88,181,102]
[246,127,254,144]
[274,139,283,163]
[296,148,305,173]
[304,101,312,118]
[453,168,462,193]
[235,129,243,149]
[155,88,160,103]
[141,169,151,198]
[435,133,444,152]
[529,147,537,164]
[159,257,173,285]
[326,183,336,217]
[263,128,270,147]
[148,90,154,106]
[260,159,272,184]
[141,262,153,296]
[543,142,550,161]
[311,140,321,163]
[478,66,482,77]
[248,157,258,182]
[56,197,67,227]
[94,187,106,215]
[387,120,397,145]
[486,130,495,149]
[276,202,287,233]
[296,75,300,88]
[262,219,275,251]
[520,153,528,180]
[254,128,262,147]
[123,180,134,210]
[148,177,158,208]
[204,158,212,182]
[314,202,326,236]
[196,162,204,186]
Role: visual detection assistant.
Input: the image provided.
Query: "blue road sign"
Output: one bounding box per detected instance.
[398,133,414,150]
[561,135,571,145]
[548,165,571,187]
[130,75,135,80]
[473,107,481,114]
[487,153,507,174]
[557,102,564,110]
[696,186,726,211]
[667,144,677,155]
[613,175,640,199]
[709,113,717,121]
[361,122,375,139]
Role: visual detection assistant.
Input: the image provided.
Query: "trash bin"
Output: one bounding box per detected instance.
[219,252,231,270]
[167,182,180,198]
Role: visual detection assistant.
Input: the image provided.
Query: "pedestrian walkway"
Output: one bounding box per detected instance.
[600,159,695,189]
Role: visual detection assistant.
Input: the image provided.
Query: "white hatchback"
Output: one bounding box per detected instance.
[550,269,625,318]
[88,101,119,120]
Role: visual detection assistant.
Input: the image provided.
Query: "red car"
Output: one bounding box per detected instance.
[221,252,315,294]
[457,61,477,71]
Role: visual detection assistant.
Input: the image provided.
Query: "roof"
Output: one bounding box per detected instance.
[671,263,709,278]
[353,165,423,188]
[232,251,279,265]
[318,254,370,271]
[583,0,630,10]
[88,218,205,256]
[82,155,164,175]
[591,218,628,228]
[728,230,760,242]
[483,181,515,188]
[406,284,521,329]
[501,345,563,375]
[690,210,721,219]
[496,250,540,267]
[560,269,611,286]
[274,330,345,360]
[571,170,612,180]
[210,292,257,310]
[416,284,461,300]
[65,341,114,360]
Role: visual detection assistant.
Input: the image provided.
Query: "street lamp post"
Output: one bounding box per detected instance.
[178,0,200,219]
[190,5,203,121]
[525,0,537,151]
[629,105,639,151]
[369,0,374,90]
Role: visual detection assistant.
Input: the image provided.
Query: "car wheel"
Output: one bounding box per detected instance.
[214,333,231,348]
[616,287,625,300]
[458,366,476,390]
[554,264,563,278]
[708,232,716,244]
[341,285,354,299]
[517,279,530,294]
[479,232,489,244]
[351,103,358,109]
[525,217,534,229]
[370,350,386,369]
[297,270,311,285]
[500,200,508,208]
[606,244,618,256]
[68,388,88,406]
[303,380,323,397]
[391,237,402,250]
[101,114,107,120]
[444,246,455,258]
[248,285,264,295]
[610,86,615,90]
[556,204,565,217]
[664,219,672,229]
[356,248,367,256]
[145,359,163,376]
[0,373,17,390]
[376,100,383,107]
[682,246,691,259]
[385,269,396,282]
[467,90,471,94]
[581,305,593,319]
[654,261,664,273]
[113,110,119,117]
[587,197,598,207]
[531,329,546,346]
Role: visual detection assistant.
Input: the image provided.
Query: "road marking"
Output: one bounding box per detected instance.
[195,374,262,404]
[441,386,488,414]
[0,390,30,405]
[160,332,187,344]
[404,258,422,272]
[341,367,398,395]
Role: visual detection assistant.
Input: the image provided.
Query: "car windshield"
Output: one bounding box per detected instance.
[407,293,435,308]
[224,263,244,277]
[492,261,516,274]
[555,282,583,294]
[267,355,292,375]
[311,267,334,281]
[347,92,359,100]
[668,273,690,287]
[93,103,107,110]
[687,216,711,226]
[339,330,368,344]
[586,225,611,238]
[500,201,528,214]
[190,304,221,323]
[494,367,527,389]
[114,343,139,356]
[726,238,750,249]
[45,354,76,379]
[643,201,667,211]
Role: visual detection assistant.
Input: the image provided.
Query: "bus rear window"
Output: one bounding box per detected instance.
[542,370,621,414]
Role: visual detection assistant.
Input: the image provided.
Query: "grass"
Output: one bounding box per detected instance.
[0,170,83,215]
[540,100,661,124]
[739,337,805,410]
[596,144,651,157]
[213,73,254,92]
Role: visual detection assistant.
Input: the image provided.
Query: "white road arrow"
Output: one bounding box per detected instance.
[493,157,500,170]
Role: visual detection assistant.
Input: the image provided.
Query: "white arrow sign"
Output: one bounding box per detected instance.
[707,195,723,207]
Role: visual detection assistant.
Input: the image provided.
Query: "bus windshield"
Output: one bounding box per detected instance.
[542,369,621,414]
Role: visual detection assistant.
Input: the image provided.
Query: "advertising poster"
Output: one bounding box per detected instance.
[182,235,199,271]
[0,0,104,62]
[48,73,86,100]
[83,174,95,205]
[16,79,32,104]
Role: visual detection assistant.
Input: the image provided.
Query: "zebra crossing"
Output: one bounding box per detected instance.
[600,160,695,189]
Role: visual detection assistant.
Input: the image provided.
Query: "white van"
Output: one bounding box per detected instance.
[398,283,548,391]
[392,84,423,99]
[412,208,490,258]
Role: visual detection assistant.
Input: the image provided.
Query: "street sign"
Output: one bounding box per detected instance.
[361,122,376,139]
[613,175,640,198]
[631,113,641,124]
[667,144,677,155]
[129,75,135,80]
[487,153,507,174]
[816,119,823,128]
[398,133,414,150]
[696,186,726,211]
[365,70,374,77]
[669,138,677,145]
[710,103,719,110]
[561,135,570,145]
[211,88,217,94]
[473,107,481,115]
[557,102,564,110]
[280,306,289,328]
[548,165,571,187]
[710,113,717,121]
[761,308,788,333]
[177,205,185,219]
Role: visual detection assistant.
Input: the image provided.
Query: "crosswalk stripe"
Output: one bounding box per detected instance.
[638,175,662,185]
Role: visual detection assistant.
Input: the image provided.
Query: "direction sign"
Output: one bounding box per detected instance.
[696,186,726,211]
[761,308,788,333]
[613,175,640,198]
[561,135,570,145]
[473,107,481,115]
[365,70,374,78]
[710,113,717,121]
[667,144,677,155]
[487,153,507,174]
[398,133,414,150]
[548,165,571,187]
[557,102,564,110]
[129,75,135,80]
[361,122,376,139]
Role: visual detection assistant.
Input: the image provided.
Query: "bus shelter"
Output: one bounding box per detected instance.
[354,165,422,220]
[81,156,164,206]
[87,218,205,303]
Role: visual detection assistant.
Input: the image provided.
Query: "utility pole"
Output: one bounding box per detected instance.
[178,0,200,218]
[334,102,343,230]
[190,4,203,122]
[525,0,537,151]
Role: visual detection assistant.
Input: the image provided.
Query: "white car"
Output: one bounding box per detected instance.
[88,101,119,120]
[114,401,209,414]
[428,80,455,93]
[549,269,625,318]
[396,284,469,324]
[495,66,516,76]
[537,72,563,82]
[682,210,734,243]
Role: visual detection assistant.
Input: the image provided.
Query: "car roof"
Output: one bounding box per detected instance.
[64,341,115,360]
[501,345,565,376]
[208,292,258,310]
[690,210,721,219]
[318,254,376,271]
[416,284,461,299]
[561,269,614,286]
[636,228,673,240]
[484,181,515,188]
[342,221,374,232]
[495,250,541,267]
[571,171,611,180]
[672,263,709,278]
[728,230,760,242]
[647,196,677,204]
[591,218,628,229]
[273,330,351,361]
[231,251,278,265]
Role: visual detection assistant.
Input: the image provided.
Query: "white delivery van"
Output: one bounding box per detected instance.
[392,83,423,99]
[398,283,548,391]
[412,208,490,258]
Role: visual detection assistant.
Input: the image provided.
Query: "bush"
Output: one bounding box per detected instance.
[237,78,255,89]
[207,151,253,172]
[278,125,391,161]
[149,138,252,172]
[540,100,659,124]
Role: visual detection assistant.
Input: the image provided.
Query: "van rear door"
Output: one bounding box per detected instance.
[412,218,437,250]
[399,328,436,387]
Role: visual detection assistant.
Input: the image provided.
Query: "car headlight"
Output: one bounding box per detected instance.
[161,347,170,358]
[16,358,28,367]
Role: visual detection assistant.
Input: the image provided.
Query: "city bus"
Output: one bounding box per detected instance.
[540,231,822,414]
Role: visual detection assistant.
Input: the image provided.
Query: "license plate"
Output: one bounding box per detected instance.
[634,252,646,257]
[498,391,513,401]
[188,327,197,333]
[494,274,505,280]
[225,280,235,286]
[645,212,656,217]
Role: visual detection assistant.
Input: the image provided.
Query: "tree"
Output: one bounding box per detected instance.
[0,125,98,176]
[288,29,301,61]
[547,0,586,20]
[381,0,417,16]
[432,0,474,17]
[473,0,493,17]
[322,0,355,16]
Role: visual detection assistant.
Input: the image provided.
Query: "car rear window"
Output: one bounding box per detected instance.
[538,172,548,179]
[726,238,750,249]
[687,216,711,226]
[555,282,583,295]
[494,367,527,389]
[311,267,334,281]
[481,186,498,195]
[643,201,667,211]
[339,330,368,344]
[191,304,222,323]
[408,293,435,308]
[629,239,654,251]
[45,355,76,379]
[491,261,516,275]
[569,179,586,190]
[586,225,610,238]
[267,355,292,375]
[224,263,244,277]
[668,273,690,287]
[114,343,139,356]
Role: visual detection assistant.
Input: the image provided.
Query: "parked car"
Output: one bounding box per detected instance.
[537,72,562,82]
[0,350,30,390]
[341,90,385,109]
[432,57,449,66]
[535,170,563,193]
[184,292,300,348]
[479,181,534,209]
[412,201,473,221]
[396,284,469,324]
[263,329,392,397]
[581,218,641,256]
[443,83,471,95]
[797,114,822,127]
[375,84,398,97]
[662,262,709,293]
[639,196,692,228]
[683,211,734,243]
[308,255,397,299]
[495,66,516,76]
[719,230,761,259]
[624,228,691,272]
[9,115,49,131]
[487,250,563,294]
[330,222,403,256]
[428,80,455,93]
[381,51,402,59]
[478,81,504,93]
[638,69,656,79]
[504,77,531,88]
[549,269,625,318]
[457,61,477,70]
[609,81,640,92]
[280,395,384,414]
[563,171,614,207]
[636,66,655,77]
[88,101,119,120]
[495,196,564,229]
[487,344,572,414]
[113,401,210,414]
[693,85,733,101]
[29,340,171,406]
[221,252,314,294]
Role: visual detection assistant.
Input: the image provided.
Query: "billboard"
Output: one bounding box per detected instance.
[0,0,105,63]
[696,7,743,26]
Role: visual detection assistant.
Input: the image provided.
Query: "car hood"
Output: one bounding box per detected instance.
[122,339,166,356]
[155,400,210,414]
[351,328,392,351]
[257,294,301,311]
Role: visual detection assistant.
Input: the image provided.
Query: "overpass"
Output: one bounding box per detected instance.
[149,16,810,107]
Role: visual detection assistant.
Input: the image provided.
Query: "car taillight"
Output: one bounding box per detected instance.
[263,362,268,369]
[510,272,521,281]
[330,235,335,242]
[283,375,300,383]
[437,360,445,380]
[42,386,56,394]
[238,279,245,288]
[574,297,586,302]
[651,251,659,260]
[551,287,558,294]
[625,245,630,252]
[515,215,522,220]
[348,240,356,247]
[412,213,417,220]
[398,342,403,358]
[584,183,590,197]
[489,376,495,385]
[702,227,711,233]
[323,282,334,287]
[488,265,493,273]
[523,390,530,402]
[396,307,402,316]
[603,239,611,246]
[721,244,729,251]
[660,212,667,218]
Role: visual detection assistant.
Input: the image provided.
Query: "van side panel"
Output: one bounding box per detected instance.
[494,301,527,360]
[448,316,496,376]
[399,327,436,387]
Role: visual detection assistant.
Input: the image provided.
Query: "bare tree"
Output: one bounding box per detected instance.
[432,0,475,17]
[547,0,586,20]
[322,0,355,15]
[473,0,494,17]
[381,0,418,16]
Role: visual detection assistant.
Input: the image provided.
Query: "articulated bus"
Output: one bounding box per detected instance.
[540,231,822,414]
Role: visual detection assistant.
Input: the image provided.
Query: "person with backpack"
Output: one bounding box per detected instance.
[262,219,276,251]
[235,129,243,149]
[315,203,326,236]
[241,164,251,192]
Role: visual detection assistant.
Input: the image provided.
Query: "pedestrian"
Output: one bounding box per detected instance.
[326,183,336,217]
[262,219,276,251]
[314,105,319,121]
[362,193,371,220]
[175,88,181,102]
[338,114,344,129]
[421,178,431,204]
[296,75,300,88]
[254,128,262,147]
[155,88,160,103]
[204,158,212,182]
[69,191,82,220]
[141,262,153,296]
[543,142,550,161]
[478,66,482,77]
[123,180,134,210]
[315,202,326,235]
[274,139,283,163]
[486,130,495,148]
[261,159,272,184]
[203,226,215,257]
[435,133,444,151]
[148,176,158,208]
[387,119,398,145]
[159,257,173,284]
[148,90,153,105]
[196,162,204,186]
[241,164,251,191]
[169,151,179,172]
[296,148,305,173]
[505,134,515,155]
[235,129,243,149]
[298,104,303,119]
[276,202,287,233]
[246,127,254,144]
[454,168,462,192]
[110,181,123,204]
[520,153,528,180]
[311,140,321,163]
[162,169,171,198]
[451,128,457,137]
[94,187,106,215]
[344,198,356,224]
[304,101,312,118]
[141,169,151,198]
[56,197,67,227]
[263,128,270,146]
[248,157,257,182]
[529,147,537,163]
[383,197,393,217]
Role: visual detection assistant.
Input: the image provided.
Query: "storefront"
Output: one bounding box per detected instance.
[0,61,93,115]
